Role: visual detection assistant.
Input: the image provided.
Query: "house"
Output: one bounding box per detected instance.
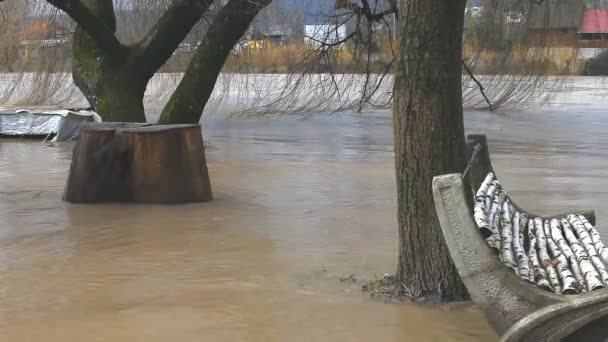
[243,33,267,50]
[304,23,347,49]
[17,39,70,61]
[238,32,289,51]
[15,19,71,60]
[526,0,586,46]
[265,34,289,47]
[17,19,71,42]
[578,8,608,47]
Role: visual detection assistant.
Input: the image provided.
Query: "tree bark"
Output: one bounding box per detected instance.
[393,0,469,301]
[48,0,126,56]
[50,0,269,124]
[70,0,115,105]
[93,65,148,122]
[67,0,215,123]
[64,123,212,204]
[158,0,271,124]
[70,0,147,122]
[133,0,214,80]
[73,40,148,122]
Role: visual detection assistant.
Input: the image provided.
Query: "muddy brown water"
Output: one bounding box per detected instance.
[2,78,608,341]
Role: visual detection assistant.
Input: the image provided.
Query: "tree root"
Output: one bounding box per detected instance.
[362,274,458,303]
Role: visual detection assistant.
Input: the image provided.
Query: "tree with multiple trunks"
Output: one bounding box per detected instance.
[14,0,272,123]
[0,0,275,203]
[0,0,272,204]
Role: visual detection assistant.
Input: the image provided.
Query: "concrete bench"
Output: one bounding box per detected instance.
[432,134,608,342]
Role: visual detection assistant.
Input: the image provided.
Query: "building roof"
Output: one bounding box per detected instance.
[527,0,585,29]
[579,9,608,33]
[16,19,71,41]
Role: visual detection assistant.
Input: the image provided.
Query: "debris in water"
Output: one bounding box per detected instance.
[339,274,357,283]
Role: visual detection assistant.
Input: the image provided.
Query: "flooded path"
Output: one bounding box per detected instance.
[2,77,608,341]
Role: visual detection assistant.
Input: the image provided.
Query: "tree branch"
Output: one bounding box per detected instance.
[134,0,214,77]
[387,0,398,18]
[46,0,126,59]
[335,0,398,21]
[462,60,493,111]
[158,0,271,124]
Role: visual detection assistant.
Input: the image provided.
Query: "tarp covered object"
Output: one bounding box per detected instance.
[0,109,102,141]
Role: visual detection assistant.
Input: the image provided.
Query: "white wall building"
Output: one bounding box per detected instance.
[304,24,347,49]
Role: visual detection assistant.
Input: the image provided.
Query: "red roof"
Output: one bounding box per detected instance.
[579,9,608,33]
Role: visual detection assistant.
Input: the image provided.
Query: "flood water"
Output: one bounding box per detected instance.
[2,77,608,341]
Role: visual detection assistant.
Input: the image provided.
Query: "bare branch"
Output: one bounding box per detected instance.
[46,0,127,59]
[134,0,214,77]
[158,0,272,123]
[305,31,357,48]
[462,60,493,111]
[335,0,398,21]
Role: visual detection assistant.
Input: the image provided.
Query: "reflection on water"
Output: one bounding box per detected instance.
[2,79,608,341]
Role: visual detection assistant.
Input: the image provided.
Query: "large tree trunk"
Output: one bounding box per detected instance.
[93,69,147,122]
[393,0,469,301]
[73,50,147,122]
[157,0,271,124]
[70,0,269,124]
[71,0,147,122]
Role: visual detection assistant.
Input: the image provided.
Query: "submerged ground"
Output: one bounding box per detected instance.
[1,77,608,341]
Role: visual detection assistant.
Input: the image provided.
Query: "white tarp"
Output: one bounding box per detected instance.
[0,108,102,141]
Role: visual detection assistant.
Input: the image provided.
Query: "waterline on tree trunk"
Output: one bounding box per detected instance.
[362,274,459,303]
